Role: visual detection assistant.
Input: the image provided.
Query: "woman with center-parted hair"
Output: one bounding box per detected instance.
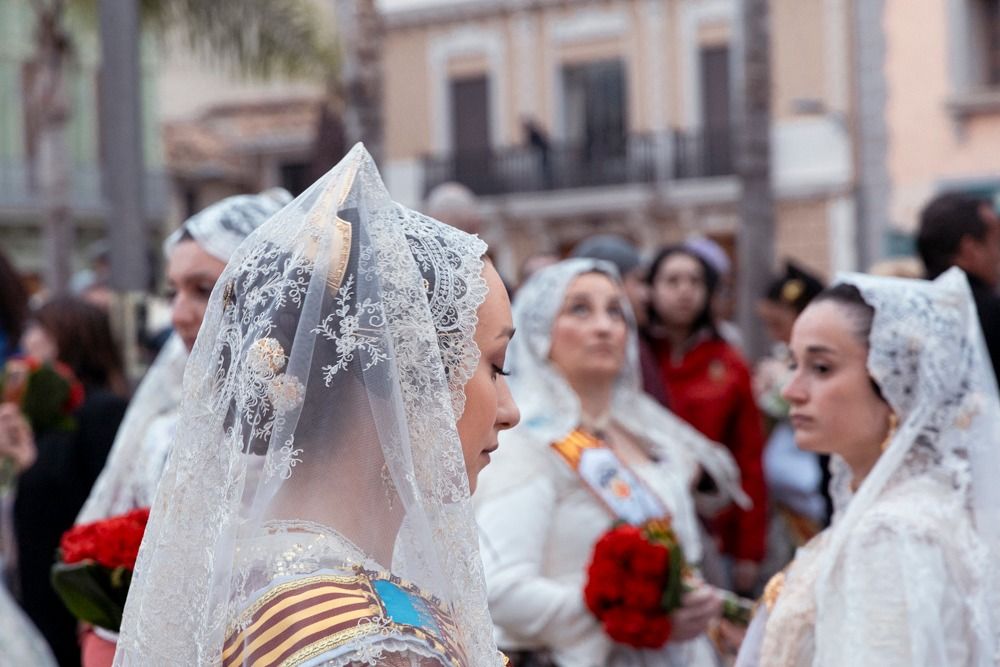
[643,246,767,596]
[476,258,748,667]
[736,269,1000,666]
[114,145,521,666]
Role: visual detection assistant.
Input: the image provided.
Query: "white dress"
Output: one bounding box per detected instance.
[0,582,57,666]
[476,428,719,667]
[737,468,993,667]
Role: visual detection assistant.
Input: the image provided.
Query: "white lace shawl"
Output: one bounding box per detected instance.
[115,145,501,666]
[748,268,1000,667]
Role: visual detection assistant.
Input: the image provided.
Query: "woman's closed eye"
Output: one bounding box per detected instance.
[491,364,510,379]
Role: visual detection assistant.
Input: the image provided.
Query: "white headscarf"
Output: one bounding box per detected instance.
[479,258,747,508]
[77,189,291,525]
[163,188,293,263]
[115,145,501,666]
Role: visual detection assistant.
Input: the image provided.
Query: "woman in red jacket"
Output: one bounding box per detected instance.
[643,245,767,597]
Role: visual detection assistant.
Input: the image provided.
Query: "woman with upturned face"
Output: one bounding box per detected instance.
[736,269,1000,666]
[476,259,747,667]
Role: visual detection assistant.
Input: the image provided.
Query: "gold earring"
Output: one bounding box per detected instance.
[880,412,899,452]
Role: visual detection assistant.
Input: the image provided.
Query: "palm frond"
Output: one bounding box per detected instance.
[67,0,338,79]
[150,0,339,79]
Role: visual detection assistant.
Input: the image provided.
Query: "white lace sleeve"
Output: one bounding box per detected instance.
[476,476,604,655]
[814,513,982,666]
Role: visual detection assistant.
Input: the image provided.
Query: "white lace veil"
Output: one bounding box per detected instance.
[78,190,290,524]
[818,268,1000,655]
[478,258,747,508]
[114,145,501,666]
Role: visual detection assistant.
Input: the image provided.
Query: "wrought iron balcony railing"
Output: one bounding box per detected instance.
[423,128,734,197]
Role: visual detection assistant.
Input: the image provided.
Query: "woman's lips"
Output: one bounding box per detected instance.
[789,414,814,429]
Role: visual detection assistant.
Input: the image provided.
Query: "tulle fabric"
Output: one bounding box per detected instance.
[115,145,501,666]
[81,189,291,525]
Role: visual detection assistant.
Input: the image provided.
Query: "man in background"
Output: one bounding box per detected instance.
[917,192,1000,382]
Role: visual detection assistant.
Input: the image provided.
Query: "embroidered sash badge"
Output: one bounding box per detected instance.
[551,429,667,525]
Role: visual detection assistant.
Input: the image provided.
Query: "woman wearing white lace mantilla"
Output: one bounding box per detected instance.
[735,268,1000,666]
[476,259,749,667]
[114,144,520,667]
[78,188,291,526]
[77,190,289,666]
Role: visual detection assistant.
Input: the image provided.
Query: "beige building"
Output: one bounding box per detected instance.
[380,0,858,283]
[883,0,1000,234]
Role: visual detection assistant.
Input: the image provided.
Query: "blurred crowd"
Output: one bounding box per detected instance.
[1,181,999,666]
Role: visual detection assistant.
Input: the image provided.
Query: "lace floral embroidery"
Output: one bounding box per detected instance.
[313,274,388,384]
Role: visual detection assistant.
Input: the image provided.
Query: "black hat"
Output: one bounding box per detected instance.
[765,261,824,313]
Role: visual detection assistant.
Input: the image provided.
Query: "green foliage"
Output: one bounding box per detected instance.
[146,0,339,78]
[70,0,339,79]
[51,561,132,632]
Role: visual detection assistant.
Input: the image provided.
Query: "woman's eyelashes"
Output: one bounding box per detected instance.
[491,364,510,379]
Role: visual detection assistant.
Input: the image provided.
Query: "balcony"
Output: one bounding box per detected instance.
[0,160,169,222]
[422,129,734,197]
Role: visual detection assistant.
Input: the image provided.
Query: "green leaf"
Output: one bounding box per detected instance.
[51,561,130,632]
[21,366,72,434]
[661,540,686,611]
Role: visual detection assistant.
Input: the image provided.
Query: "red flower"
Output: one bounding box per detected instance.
[584,520,688,649]
[631,540,670,578]
[60,508,150,571]
[623,579,663,611]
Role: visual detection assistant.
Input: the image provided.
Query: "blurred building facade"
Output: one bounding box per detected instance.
[882,0,1000,238]
[379,0,856,282]
[156,32,328,223]
[0,0,168,286]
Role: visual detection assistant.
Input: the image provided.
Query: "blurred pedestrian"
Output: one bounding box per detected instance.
[0,250,29,363]
[522,115,552,187]
[426,181,483,235]
[753,262,829,585]
[519,251,560,288]
[917,192,1000,382]
[684,235,743,350]
[644,246,767,596]
[572,234,649,326]
[477,259,747,666]
[12,297,128,667]
[74,188,289,665]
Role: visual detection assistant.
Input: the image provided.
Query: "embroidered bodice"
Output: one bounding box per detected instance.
[227,523,468,667]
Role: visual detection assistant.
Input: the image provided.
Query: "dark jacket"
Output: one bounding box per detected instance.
[13,387,127,667]
[968,273,1000,386]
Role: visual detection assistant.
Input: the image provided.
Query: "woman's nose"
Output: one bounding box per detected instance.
[171,292,195,328]
[781,371,805,404]
[495,377,520,431]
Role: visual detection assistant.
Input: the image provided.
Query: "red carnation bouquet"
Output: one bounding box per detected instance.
[51,507,150,633]
[584,518,753,649]
[0,356,85,492]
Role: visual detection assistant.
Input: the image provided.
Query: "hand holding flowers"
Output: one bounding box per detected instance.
[584,519,754,649]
